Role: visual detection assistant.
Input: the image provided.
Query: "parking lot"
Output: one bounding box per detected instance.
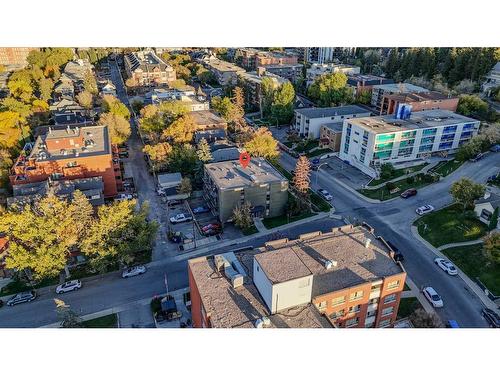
[322,156,372,189]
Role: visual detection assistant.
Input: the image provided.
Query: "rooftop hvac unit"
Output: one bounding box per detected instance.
[262,316,271,326]
[231,274,244,288]
[254,319,264,328]
[365,239,372,248]
[324,260,337,270]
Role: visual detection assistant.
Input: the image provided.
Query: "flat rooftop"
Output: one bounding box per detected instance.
[28,125,110,161]
[383,91,456,102]
[372,82,429,93]
[187,110,226,127]
[321,122,344,132]
[204,158,287,190]
[188,249,331,328]
[347,109,478,134]
[205,58,245,73]
[259,225,404,296]
[238,70,288,85]
[295,105,370,119]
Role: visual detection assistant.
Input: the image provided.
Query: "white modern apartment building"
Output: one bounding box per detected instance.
[293,105,371,139]
[306,63,361,86]
[339,109,480,178]
[371,83,429,113]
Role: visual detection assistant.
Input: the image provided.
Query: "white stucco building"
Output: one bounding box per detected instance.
[306,63,361,86]
[339,109,481,178]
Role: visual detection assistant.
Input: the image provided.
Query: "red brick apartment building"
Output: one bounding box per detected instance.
[0,47,38,66]
[380,91,459,115]
[10,125,120,197]
[238,48,299,70]
[188,224,406,328]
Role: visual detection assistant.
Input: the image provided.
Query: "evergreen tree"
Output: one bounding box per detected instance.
[196,138,213,163]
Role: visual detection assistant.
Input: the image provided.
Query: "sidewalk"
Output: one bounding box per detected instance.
[410,225,498,311]
[402,275,436,314]
[437,239,484,251]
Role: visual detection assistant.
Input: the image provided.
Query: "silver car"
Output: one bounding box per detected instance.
[6,291,37,306]
[56,279,82,294]
[121,265,147,278]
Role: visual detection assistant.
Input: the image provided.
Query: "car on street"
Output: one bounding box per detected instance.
[121,265,147,278]
[416,204,435,215]
[169,213,193,224]
[422,286,444,308]
[400,188,417,198]
[471,152,485,162]
[490,144,500,152]
[482,308,500,328]
[446,320,460,328]
[386,240,405,262]
[193,205,210,214]
[55,280,82,294]
[312,158,320,165]
[317,188,333,201]
[6,290,37,306]
[115,193,137,202]
[434,258,458,276]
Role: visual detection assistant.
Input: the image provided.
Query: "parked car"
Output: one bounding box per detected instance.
[487,173,499,183]
[490,144,500,153]
[167,199,183,207]
[386,240,405,262]
[6,290,37,306]
[115,193,137,201]
[400,188,417,199]
[121,265,147,278]
[201,223,221,232]
[446,320,460,328]
[193,205,210,214]
[168,231,193,244]
[55,280,82,294]
[317,188,333,201]
[416,204,435,215]
[169,213,193,224]
[482,308,500,328]
[434,258,458,276]
[201,223,222,236]
[471,153,485,162]
[312,158,320,165]
[422,286,444,308]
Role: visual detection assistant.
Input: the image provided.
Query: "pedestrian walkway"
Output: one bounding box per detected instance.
[410,225,499,311]
[402,276,435,314]
[118,303,155,328]
[253,218,266,232]
[437,239,484,251]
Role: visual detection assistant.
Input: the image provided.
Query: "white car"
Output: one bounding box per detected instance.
[434,258,458,276]
[422,286,444,308]
[55,279,82,294]
[416,205,434,215]
[121,265,147,278]
[115,193,136,202]
[169,213,193,224]
[318,189,333,201]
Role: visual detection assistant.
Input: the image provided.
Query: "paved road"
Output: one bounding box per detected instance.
[280,150,500,327]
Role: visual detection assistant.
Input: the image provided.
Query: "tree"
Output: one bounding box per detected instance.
[158,100,189,125]
[162,115,195,143]
[37,77,54,101]
[260,77,277,116]
[98,112,131,145]
[7,69,34,102]
[231,202,253,230]
[484,233,500,264]
[380,163,396,179]
[307,72,353,107]
[456,95,488,118]
[169,79,187,89]
[211,96,235,121]
[293,156,311,195]
[271,81,295,124]
[178,177,192,196]
[450,178,486,211]
[0,192,93,281]
[83,71,98,95]
[355,89,372,105]
[125,77,138,89]
[0,111,26,150]
[102,95,130,119]
[81,200,158,273]
[196,137,213,163]
[143,142,172,171]
[1,97,32,120]
[410,308,443,328]
[54,298,83,328]
[0,149,14,188]
[456,137,484,161]
[489,207,499,231]
[167,144,198,176]
[244,128,279,159]
[131,100,144,114]
[76,90,93,110]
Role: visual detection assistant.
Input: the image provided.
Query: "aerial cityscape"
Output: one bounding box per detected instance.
[0,46,499,330]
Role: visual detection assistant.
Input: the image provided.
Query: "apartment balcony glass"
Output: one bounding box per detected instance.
[398,148,413,156]
[462,123,475,130]
[401,130,417,139]
[440,134,456,142]
[460,131,473,139]
[399,140,415,148]
[443,125,458,134]
[420,136,435,145]
[438,141,454,150]
[419,144,433,152]
[422,128,437,136]
[373,150,392,160]
[374,142,394,151]
[376,133,395,142]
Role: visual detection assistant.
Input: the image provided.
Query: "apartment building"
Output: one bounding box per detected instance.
[124,50,176,86]
[379,91,459,115]
[371,83,429,113]
[347,74,394,94]
[319,123,344,152]
[306,63,360,87]
[202,57,245,86]
[235,48,299,70]
[238,67,289,112]
[10,125,120,197]
[339,109,481,178]
[261,64,303,83]
[188,224,406,328]
[0,47,38,66]
[203,158,288,223]
[293,105,371,139]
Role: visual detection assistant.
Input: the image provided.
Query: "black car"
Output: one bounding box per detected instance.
[471,153,485,162]
[482,308,500,328]
[386,240,405,262]
[6,290,37,306]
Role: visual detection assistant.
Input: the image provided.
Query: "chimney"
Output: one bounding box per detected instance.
[365,239,371,248]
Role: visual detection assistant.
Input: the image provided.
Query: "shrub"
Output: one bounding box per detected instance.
[386,181,396,191]
[406,176,415,184]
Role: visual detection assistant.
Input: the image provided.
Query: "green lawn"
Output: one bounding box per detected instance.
[0,276,58,297]
[367,163,428,186]
[309,190,332,212]
[415,204,489,247]
[295,140,319,153]
[82,314,118,328]
[429,159,465,177]
[397,297,423,320]
[262,212,316,229]
[242,225,259,235]
[443,244,500,296]
[359,173,436,201]
[307,148,332,157]
[268,159,293,181]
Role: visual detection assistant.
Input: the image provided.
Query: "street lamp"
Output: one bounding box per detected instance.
[314,162,328,187]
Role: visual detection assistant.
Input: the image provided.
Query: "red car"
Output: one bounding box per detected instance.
[400,188,417,199]
[201,223,222,236]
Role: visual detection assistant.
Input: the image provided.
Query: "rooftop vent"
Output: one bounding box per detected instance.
[254,316,271,328]
[324,260,338,270]
[365,239,371,248]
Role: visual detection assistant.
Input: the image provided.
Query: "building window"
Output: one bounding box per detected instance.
[384,294,397,304]
[348,304,361,313]
[331,296,346,307]
[329,309,344,319]
[371,284,381,292]
[369,297,379,304]
[316,301,327,311]
[379,318,392,327]
[346,317,359,327]
[387,280,400,290]
[366,310,377,317]
[350,291,364,301]
[382,306,394,316]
